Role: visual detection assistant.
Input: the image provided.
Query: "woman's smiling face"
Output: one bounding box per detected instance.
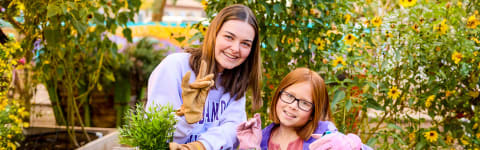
[214,20,255,72]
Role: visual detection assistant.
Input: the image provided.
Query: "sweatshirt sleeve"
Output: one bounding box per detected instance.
[146,54,184,110]
[197,96,247,150]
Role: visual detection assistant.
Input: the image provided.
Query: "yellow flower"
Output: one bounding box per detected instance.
[445,90,455,97]
[345,14,351,24]
[9,114,16,120]
[7,134,12,138]
[467,15,478,29]
[427,95,435,102]
[474,123,478,130]
[7,142,16,150]
[469,91,479,98]
[322,59,329,64]
[371,16,382,27]
[451,51,462,64]
[445,135,453,145]
[314,38,326,50]
[198,24,207,35]
[344,34,357,45]
[201,0,207,10]
[412,24,420,33]
[461,137,469,145]
[425,100,432,108]
[399,0,417,7]
[476,133,480,139]
[425,95,435,107]
[423,131,438,142]
[408,132,416,141]
[24,122,30,128]
[474,51,479,57]
[388,86,401,100]
[386,32,393,38]
[287,38,294,44]
[363,19,370,27]
[332,56,346,68]
[433,20,448,35]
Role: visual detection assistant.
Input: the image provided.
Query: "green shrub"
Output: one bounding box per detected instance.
[118,103,176,150]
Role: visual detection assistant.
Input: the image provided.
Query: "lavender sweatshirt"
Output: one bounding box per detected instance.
[146,53,247,150]
[260,121,373,150]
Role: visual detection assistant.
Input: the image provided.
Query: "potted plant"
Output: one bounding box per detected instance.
[118,103,176,150]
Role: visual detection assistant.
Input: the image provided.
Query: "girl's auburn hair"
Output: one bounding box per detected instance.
[269,68,332,140]
[186,4,263,110]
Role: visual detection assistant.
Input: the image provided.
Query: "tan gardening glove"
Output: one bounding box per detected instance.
[176,60,214,124]
[169,141,206,150]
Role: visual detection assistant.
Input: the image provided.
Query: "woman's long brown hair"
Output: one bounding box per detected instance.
[186,4,262,110]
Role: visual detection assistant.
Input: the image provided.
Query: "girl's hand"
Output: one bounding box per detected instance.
[309,132,362,150]
[236,113,262,150]
[176,60,215,124]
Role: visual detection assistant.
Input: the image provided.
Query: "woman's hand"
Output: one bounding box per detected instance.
[169,141,205,150]
[237,113,262,150]
[309,132,362,150]
[176,60,214,124]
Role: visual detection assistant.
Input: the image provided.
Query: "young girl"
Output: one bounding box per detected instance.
[146,4,262,150]
[237,68,370,150]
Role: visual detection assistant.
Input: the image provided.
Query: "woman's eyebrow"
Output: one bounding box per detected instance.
[225,31,253,43]
[225,31,236,37]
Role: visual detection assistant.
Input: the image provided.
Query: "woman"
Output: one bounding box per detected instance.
[146,4,262,150]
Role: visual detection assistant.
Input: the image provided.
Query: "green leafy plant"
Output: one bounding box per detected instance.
[2,0,141,146]
[118,103,176,150]
[0,34,28,150]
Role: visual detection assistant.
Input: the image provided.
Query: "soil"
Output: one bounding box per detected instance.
[19,131,100,150]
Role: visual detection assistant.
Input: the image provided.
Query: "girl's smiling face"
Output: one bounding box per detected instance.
[275,81,313,128]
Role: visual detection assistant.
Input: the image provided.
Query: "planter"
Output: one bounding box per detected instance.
[20,125,118,150]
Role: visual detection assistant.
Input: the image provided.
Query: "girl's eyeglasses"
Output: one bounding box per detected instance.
[279,91,313,112]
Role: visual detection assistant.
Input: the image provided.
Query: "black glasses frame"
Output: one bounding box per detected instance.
[279,90,314,112]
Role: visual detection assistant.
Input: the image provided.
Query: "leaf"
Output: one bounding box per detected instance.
[96,82,103,91]
[387,123,404,132]
[47,4,62,18]
[368,82,377,89]
[45,28,60,49]
[105,71,116,82]
[366,137,377,147]
[72,17,87,35]
[267,36,277,48]
[415,138,426,150]
[393,134,406,145]
[187,32,204,44]
[118,12,128,26]
[366,98,385,111]
[273,4,283,14]
[175,36,185,43]
[331,90,345,111]
[345,99,352,112]
[123,28,133,42]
